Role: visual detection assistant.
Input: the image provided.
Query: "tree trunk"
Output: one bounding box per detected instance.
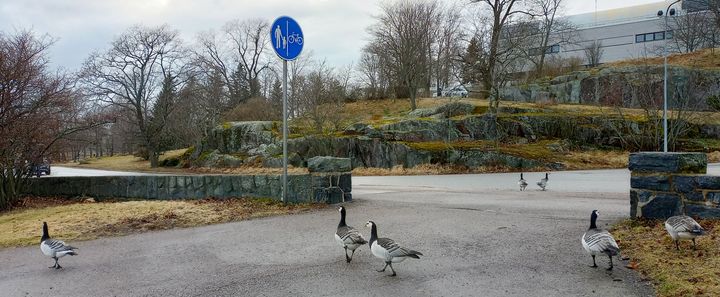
[149,148,160,168]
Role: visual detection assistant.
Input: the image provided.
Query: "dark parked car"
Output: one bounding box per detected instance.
[31,162,51,177]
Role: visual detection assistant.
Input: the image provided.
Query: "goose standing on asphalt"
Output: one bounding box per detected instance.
[335,206,367,263]
[581,210,620,270]
[537,173,549,191]
[665,215,706,250]
[40,222,78,269]
[365,221,422,276]
[518,173,528,191]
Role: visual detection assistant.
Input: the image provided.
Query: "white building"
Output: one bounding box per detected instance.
[544,0,713,65]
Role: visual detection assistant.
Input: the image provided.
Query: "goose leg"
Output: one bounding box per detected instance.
[377,262,389,273]
[589,255,597,268]
[388,262,397,277]
[49,257,58,269]
[675,240,680,251]
[692,238,697,250]
[349,249,356,262]
[606,255,613,271]
[344,247,350,263]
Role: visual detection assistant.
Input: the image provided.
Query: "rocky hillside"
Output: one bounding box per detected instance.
[501,65,720,110]
[185,101,720,171]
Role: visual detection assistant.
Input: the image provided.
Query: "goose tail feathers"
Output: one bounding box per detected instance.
[691,229,706,236]
[407,250,423,258]
[605,245,620,256]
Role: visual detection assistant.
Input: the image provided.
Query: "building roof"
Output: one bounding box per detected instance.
[566,1,675,28]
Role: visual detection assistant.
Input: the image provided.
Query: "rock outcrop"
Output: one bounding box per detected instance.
[188,102,720,171]
[501,66,720,110]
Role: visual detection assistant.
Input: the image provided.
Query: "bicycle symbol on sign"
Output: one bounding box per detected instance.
[287,33,303,46]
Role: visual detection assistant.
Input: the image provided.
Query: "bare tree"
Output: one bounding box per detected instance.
[469,0,526,111]
[584,40,604,67]
[667,10,714,53]
[195,19,270,109]
[369,0,441,110]
[523,0,576,78]
[80,25,192,167]
[433,3,464,96]
[0,31,103,210]
[224,19,271,98]
[358,44,391,99]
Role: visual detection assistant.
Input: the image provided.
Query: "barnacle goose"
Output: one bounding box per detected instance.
[518,173,528,191]
[581,210,620,270]
[40,222,78,269]
[665,215,706,250]
[537,173,549,191]
[365,221,422,276]
[335,206,367,263]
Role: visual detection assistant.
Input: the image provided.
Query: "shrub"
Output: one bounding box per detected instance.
[222,97,281,121]
[707,94,720,111]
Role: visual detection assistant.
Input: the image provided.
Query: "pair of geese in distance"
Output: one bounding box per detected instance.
[38,208,707,273]
[582,211,707,270]
[519,173,548,191]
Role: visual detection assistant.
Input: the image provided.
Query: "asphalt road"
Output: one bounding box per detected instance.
[1,167,667,297]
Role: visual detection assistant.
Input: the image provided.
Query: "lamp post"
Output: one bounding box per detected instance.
[658,0,680,153]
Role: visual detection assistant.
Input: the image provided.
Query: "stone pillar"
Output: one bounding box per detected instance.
[629,152,710,219]
[307,156,352,204]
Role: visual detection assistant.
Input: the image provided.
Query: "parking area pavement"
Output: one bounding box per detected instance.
[0,170,654,296]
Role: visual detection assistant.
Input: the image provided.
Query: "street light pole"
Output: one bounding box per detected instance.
[661,0,681,153]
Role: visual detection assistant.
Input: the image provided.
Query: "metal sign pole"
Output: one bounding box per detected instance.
[282,59,288,204]
[271,15,302,204]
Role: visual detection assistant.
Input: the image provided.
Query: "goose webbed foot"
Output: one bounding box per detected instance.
[49,258,60,269]
[378,262,389,273]
[606,255,613,271]
[589,255,597,268]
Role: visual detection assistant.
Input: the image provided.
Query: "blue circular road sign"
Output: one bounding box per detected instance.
[271,16,304,61]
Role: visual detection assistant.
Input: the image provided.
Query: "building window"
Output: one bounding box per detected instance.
[635,30,673,43]
[548,44,560,53]
[529,44,560,56]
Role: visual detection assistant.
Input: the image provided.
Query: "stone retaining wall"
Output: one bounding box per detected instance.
[629,152,720,218]
[25,157,352,204]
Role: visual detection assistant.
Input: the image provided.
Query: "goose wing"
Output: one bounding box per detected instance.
[42,239,78,253]
[377,238,423,258]
[337,226,367,245]
[666,215,704,234]
[583,229,619,255]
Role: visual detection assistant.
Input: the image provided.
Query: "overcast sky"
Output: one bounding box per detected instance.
[0,0,664,71]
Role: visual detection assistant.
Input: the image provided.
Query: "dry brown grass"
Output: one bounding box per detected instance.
[563,150,629,170]
[191,167,309,175]
[613,219,720,297]
[708,151,720,163]
[0,196,323,248]
[59,148,189,173]
[607,48,720,69]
